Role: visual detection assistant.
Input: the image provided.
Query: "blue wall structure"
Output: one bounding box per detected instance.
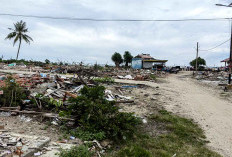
[132,58,142,69]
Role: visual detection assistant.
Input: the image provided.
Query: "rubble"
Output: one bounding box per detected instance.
[0,132,50,157]
[0,64,168,156]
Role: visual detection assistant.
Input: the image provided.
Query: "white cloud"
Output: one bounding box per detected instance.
[0,0,231,66]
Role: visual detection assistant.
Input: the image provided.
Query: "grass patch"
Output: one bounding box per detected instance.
[108,110,221,157]
[93,77,115,83]
[149,74,157,81]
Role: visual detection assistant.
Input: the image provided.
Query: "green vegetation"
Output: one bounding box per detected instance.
[149,74,157,81]
[190,57,206,68]
[30,94,63,112]
[70,128,106,141]
[93,77,114,83]
[58,145,94,157]
[0,76,28,107]
[5,20,33,60]
[111,52,123,67]
[116,145,152,157]
[123,51,133,67]
[45,59,50,64]
[108,110,221,157]
[60,85,141,142]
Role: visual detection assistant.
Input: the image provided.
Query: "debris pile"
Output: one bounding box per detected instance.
[0,131,50,157]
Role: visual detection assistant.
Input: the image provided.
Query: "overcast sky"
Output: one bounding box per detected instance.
[0,0,232,66]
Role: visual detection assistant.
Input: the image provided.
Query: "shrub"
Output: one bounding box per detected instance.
[0,76,28,107]
[58,145,94,157]
[30,94,63,111]
[61,86,141,141]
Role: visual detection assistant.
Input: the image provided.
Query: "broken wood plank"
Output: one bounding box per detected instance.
[115,100,134,104]
[0,108,75,121]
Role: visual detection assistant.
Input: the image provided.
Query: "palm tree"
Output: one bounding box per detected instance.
[5,20,33,60]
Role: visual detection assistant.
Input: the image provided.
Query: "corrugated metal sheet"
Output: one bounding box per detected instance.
[143,62,153,69]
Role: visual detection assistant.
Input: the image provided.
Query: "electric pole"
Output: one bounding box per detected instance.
[215,3,232,84]
[195,42,199,74]
[229,23,232,84]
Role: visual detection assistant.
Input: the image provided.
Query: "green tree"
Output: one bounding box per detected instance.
[45,59,50,64]
[190,57,206,68]
[5,20,33,60]
[123,51,133,67]
[111,52,123,67]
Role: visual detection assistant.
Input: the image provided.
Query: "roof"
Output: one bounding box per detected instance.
[134,54,154,59]
[221,58,230,62]
[143,59,168,63]
[134,54,168,63]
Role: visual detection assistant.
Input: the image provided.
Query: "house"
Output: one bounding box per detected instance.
[132,54,168,69]
[221,58,230,67]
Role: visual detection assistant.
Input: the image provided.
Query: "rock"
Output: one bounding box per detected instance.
[144,94,149,97]
[150,98,157,100]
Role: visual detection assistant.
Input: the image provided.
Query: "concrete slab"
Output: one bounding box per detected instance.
[0,132,50,157]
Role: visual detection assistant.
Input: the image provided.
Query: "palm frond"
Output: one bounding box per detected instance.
[8,28,15,31]
[13,35,20,46]
[23,34,33,42]
[22,35,31,44]
[6,20,32,47]
[5,32,17,40]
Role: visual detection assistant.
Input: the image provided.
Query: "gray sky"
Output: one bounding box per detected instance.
[0,0,232,66]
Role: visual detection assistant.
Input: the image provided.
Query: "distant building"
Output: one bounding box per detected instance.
[221,58,230,67]
[132,54,168,69]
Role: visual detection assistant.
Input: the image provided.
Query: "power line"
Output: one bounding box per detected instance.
[0,13,231,22]
[199,39,230,51]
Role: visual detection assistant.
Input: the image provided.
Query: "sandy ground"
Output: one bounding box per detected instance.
[116,72,232,157]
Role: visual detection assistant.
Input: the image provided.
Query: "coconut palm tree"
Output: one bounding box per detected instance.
[5,20,33,60]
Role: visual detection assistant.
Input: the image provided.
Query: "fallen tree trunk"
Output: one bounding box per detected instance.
[0,108,75,121]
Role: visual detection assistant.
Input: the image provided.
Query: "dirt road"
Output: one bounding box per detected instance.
[158,72,232,157]
[117,72,232,157]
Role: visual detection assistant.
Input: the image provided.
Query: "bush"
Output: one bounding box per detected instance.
[0,76,28,107]
[58,145,94,157]
[61,86,141,141]
[30,94,63,111]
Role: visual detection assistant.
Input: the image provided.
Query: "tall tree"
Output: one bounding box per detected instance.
[190,57,206,68]
[123,51,133,67]
[45,59,50,64]
[5,20,33,60]
[111,52,123,67]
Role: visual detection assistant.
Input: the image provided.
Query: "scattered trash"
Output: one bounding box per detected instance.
[19,115,32,122]
[70,136,75,140]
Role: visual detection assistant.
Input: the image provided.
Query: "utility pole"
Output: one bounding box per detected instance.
[229,22,232,84]
[195,42,199,74]
[215,3,232,84]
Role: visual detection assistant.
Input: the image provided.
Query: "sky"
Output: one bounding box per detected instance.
[0,0,232,66]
